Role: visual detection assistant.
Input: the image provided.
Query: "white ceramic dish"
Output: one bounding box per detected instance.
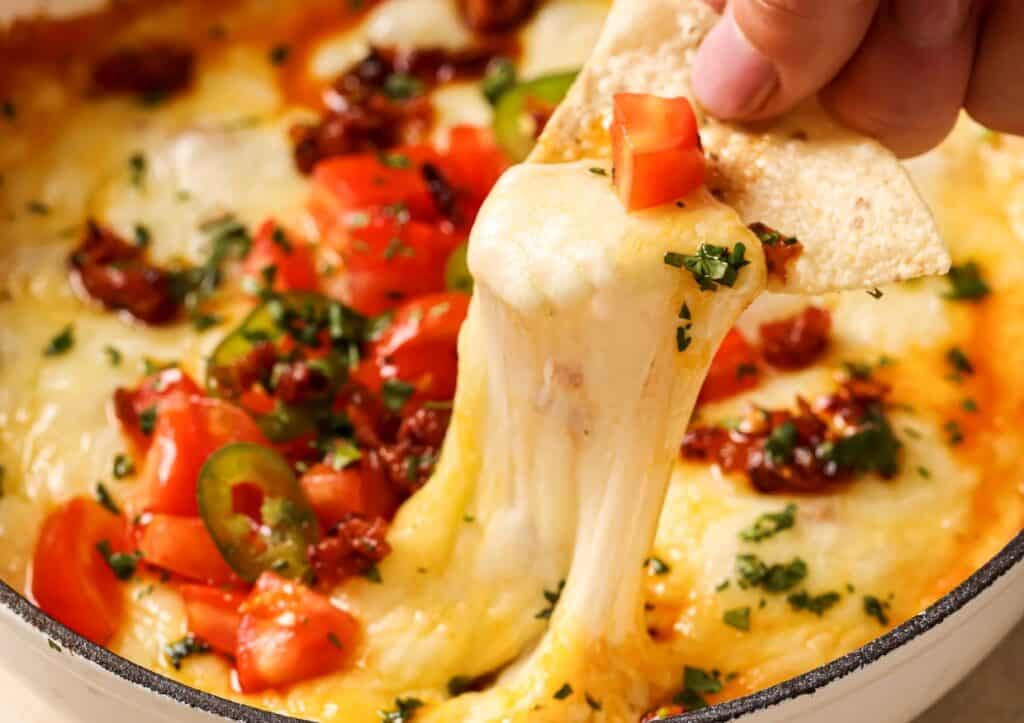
[1,532,1022,723]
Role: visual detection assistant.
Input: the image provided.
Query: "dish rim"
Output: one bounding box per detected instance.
[1,529,1021,722]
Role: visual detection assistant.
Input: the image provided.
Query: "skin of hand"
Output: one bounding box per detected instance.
[692,0,1024,157]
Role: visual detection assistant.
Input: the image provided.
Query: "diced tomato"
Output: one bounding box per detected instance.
[357,292,470,403]
[113,368,202,460]
[325,208,461,316]
[243,220,319,294]
[300,462,399,530]
[32,498,128,645]
[699,328,761,404]
[179,584,246,656]
[611,93,705,211]
[137,515,239,586]
[235,572,360,693]
[310,145,443,230]
[443,124,509,211]
[139,392,268,516]
[759,306,832,370]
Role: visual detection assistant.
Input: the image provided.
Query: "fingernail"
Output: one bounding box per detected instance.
[693,13,778,119]
[893,0,974,48]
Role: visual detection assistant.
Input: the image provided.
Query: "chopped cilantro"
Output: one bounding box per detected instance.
[447,675,474,697]
[673,666,723,710]
[96,540,141,580]
[676,325,692,352]
[43,324,74,357]
[736,363,758,379]
[665,243,749,291]
[48,639,62,652]
[535,580,565,620]
[748,222,797,247]
[918,466,932,479]
[271,226,292,252]
[944,262,990,301]
[95,482,120,515]
[128,152,147,188]
[381,379,415,413]
[739,503,797,543]
[946,347,974,380]
[962,398,979,413]
[329,440,362,470]
[787,590,841,616]
[944,420,964,445]
[481,57,517,104]
[842,360,875,380]
[723,606,751,631]
[866,287,884,299]
[585,693,602,711]
[133,224,152,248]
[679,303,691,321]
[553,683,573,700]
[364,565,382,583]
[817,406,901,477]
[863,595,890,625]
[326,632,344,650]
[380,697,423,723]
[588,167,608,176]
[138,406,158,436]
[383,73,423,100]
[269,44,291,65]
[378,152,412,169]
[645,557,671,575]
[764,422,798,465]
[736,554,807,592]
[165,634,210,670]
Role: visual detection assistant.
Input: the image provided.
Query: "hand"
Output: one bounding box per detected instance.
[692,0,1024,157]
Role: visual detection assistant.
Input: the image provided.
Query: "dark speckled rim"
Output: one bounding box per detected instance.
[2,528,1023,723]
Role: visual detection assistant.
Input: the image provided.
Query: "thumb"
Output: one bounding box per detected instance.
[693,0,880,120]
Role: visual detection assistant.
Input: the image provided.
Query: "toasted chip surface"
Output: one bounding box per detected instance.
[531,0,950,294]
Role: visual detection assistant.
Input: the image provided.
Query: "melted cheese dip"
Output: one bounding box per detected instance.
[1,1,1023,721]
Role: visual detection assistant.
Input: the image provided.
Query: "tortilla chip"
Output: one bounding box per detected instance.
[530,0,950,294]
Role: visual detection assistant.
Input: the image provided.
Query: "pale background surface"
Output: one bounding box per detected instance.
[3,621,1022,721]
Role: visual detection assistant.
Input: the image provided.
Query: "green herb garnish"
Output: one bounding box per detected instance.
[95,482,120,515]
[944,262,990,301]
[736,554,807,592]
[787,590,841,616]
[863,595,890,625]
[380,697,423,723]
[43,325,75,357]
[723,606,751,631]
[665,243,749,291]
[481,57,517,105]
[553,683,573,700]
[535,579,565,620]
[269,44,291,65]
[740,504,797,543]
[381,379,415,413]
[165,634,210,670]
[645,557,671,575]
[96,540,140,580]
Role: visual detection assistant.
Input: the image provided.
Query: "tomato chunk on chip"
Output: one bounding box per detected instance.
[611,93,705,211]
